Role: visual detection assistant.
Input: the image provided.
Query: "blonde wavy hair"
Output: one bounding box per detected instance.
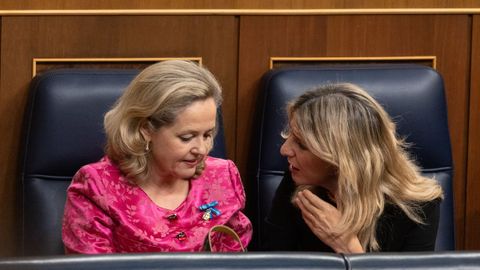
[284,83,443,251]
[104,60,222,182]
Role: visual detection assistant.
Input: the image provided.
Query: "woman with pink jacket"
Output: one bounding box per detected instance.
[62,60,252,253]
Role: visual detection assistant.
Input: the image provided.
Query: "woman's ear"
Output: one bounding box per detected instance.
[139,121,152,142]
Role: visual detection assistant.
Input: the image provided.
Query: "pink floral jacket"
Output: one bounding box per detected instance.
[62,156,252,253]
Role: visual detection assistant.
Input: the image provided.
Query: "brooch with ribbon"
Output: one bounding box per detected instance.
[199,200,221,221]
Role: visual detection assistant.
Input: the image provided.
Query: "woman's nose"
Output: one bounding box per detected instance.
[280,138,292,157]
[193,138,210,155]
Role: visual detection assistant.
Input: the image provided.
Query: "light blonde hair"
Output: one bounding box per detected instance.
[104,60,222,182]
[284,83,443,251]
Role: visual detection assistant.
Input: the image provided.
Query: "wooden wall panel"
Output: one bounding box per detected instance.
[237,15,470,249]
[0,10,478,256]
[466,15,480,250]
[0,15,238,256]
[0,1,480,9]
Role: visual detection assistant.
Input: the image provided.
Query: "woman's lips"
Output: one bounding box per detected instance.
[183,159,200,167]
[289,164,299,171]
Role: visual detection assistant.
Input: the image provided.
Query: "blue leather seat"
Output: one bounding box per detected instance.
[0,253,346,270]
[252,64,454,251]
[1,251,478,270]
[344,252,480,269]
[19,69,227,256]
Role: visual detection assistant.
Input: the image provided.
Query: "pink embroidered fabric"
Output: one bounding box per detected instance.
[62,156,252,253]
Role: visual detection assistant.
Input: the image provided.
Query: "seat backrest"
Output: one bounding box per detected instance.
[19,69,227,256]
[344,252,480,270]
[252,64,454,251]
[0,253,347,270]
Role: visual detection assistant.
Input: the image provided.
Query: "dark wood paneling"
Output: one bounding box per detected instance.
[237,15,470,249]
[0,1,480,9]
[0,11,478,256]
[466,15,480,250]
[34,60,184,76]
[0,15,238,256]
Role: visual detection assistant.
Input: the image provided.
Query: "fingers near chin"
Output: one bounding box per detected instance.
[302,212,315,226]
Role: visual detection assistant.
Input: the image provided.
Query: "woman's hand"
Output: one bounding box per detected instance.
[295,189,364,253]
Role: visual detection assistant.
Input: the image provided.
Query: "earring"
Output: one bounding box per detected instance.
[145,141,150,152]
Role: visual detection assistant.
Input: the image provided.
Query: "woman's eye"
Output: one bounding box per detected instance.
[294,138,307,150]
[179,136,193,142]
